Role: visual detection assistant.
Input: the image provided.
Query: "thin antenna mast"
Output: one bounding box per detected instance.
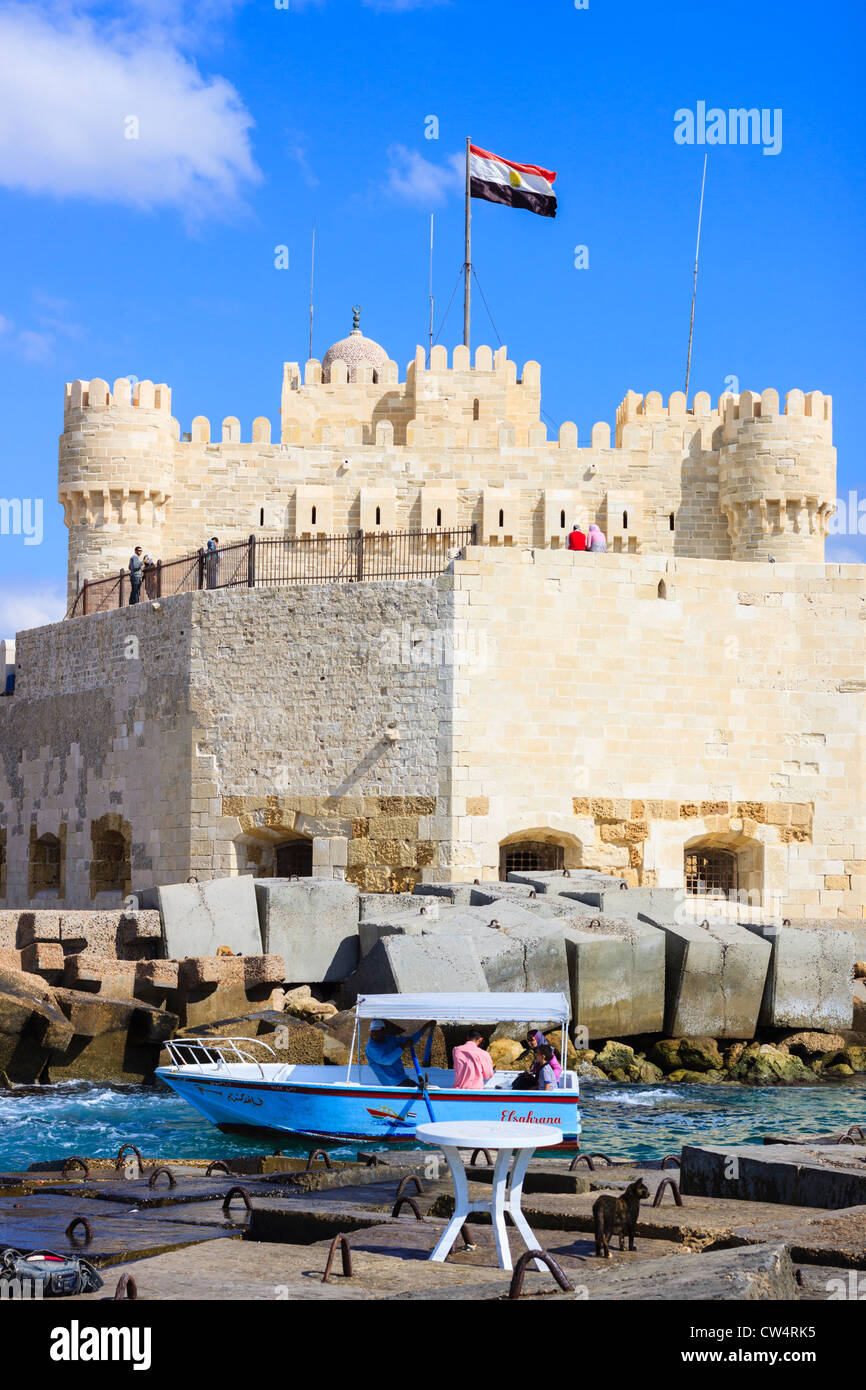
[428,213,434,366]
[684,155,707,400]
[309,226,316,364]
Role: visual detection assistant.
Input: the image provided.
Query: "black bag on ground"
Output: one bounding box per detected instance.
[0,1247,104,1296]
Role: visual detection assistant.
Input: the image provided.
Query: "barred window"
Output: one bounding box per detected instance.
[275,839,313,878]
[685,849,737,897]
[500,840,565,880]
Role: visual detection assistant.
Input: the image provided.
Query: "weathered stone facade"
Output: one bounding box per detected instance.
[1,548,863,917]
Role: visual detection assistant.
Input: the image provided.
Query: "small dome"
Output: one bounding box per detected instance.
[321,306,388,383]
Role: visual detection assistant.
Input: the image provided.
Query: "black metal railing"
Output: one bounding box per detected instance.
[66,526,478,618]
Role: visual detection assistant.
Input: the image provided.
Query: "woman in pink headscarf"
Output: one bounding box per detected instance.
[587,524,607,553]
[526,1028,562,1083]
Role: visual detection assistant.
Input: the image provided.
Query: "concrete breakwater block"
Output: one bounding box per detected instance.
[563,917,665,1039]
[740,922,855,1032]
[578,1242,798,1303]
[657,919,771,1038]
[358,898,569,997]
[154,877,262,959]
[508,869,625,896]
[341,933,488,1004]
[255,879,359,983]
[681,1143,866,1210]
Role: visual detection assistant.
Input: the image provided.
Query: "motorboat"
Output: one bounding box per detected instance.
[155,991,581,1149]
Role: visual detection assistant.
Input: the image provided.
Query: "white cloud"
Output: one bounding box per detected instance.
[0,578,68,638]
[0,7,261,217]
[0,292,83,365]
[386,144,463,205]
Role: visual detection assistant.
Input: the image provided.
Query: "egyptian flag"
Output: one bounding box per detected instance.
[469,143,557,219]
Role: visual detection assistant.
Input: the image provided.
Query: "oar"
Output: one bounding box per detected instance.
[409,1045,436,1122]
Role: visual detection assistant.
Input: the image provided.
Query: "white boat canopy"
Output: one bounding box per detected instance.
[355,992,570,1026]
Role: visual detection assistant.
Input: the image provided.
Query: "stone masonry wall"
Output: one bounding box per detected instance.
[433,547,865,919]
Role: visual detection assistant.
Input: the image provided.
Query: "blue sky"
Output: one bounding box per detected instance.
[0,0,864,634]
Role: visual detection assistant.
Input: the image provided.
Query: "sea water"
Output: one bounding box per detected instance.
[1,1077,864,1170]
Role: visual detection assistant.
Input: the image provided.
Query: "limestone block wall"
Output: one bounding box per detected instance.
[434,547,865,919]
[0,583,453,905]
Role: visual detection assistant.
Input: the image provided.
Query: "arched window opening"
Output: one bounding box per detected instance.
[560,509,566,529]
[375,506,381,526]
[669,512,675,531]
[90,821,130,898]
[499,839,564,880]
[685,849,738,899]
[622,510,628,530]
[436,507,442,527]
[275,839,313,878]
[30,833,61,895]
[260,507,265,527]
[311,505,317,525]
[658,579,667,599]
[498,508,504,528]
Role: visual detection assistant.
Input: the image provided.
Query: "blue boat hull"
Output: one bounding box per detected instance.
[156,1066,582,1149]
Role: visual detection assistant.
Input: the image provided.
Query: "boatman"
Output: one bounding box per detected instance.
[365,1019,436,1088]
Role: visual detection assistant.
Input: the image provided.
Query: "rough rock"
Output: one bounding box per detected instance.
[49,988,179,1082]
[0,963,75,1082]
[779,1030,847,1061]
[488,1037,524,1070]
[594,1040,636,1074]
[727,1043,812,1086]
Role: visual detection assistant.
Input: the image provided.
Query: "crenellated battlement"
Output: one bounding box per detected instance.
[58,343,840,602]
[64,377,173,417]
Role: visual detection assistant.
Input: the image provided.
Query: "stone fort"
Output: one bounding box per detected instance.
[0,317,863,918]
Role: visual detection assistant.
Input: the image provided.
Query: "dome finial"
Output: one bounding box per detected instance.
[352,304,362,333]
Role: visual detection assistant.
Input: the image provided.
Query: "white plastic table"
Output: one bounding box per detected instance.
[415,1120,563,1271]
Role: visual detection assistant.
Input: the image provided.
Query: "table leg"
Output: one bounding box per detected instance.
[506,1146,547,1272]
[490,1146,514,1270]
[427,1144,471,1264]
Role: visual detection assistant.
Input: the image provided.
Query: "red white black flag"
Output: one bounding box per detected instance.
[469,144,557,218]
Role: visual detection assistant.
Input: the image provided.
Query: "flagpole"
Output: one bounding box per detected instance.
[309,225,316,364]
[463,136,471,350]
[684,154,707,400]
[428,213,434,366]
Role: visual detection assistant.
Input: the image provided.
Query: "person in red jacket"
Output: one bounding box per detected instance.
[567,522,586,551]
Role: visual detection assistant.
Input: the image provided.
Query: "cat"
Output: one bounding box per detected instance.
[592,1178,650,1257]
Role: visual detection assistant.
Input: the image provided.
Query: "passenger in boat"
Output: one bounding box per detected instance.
[534,1043,561,1091]
[526,1028,562,1084]
[365,1018,436,1088]
[451,1028,494,1089]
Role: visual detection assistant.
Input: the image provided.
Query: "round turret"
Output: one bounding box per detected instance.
[717,389,836,561]
[59,377,176,602]
[321,305,388,383]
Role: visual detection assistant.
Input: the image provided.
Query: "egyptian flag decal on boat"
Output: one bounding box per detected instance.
[469,144,557,218]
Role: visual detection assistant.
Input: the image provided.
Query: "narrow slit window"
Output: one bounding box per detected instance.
[375,506,381,526]
[669,512,675,531]
[436,507,442,527]
[311,506,317,525]
[560,509,566,529]
[623,510,628,529]
[260,507,264,527]
[499,508,504,528]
